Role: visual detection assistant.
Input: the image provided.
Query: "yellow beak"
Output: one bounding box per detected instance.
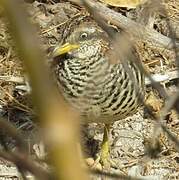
[53,43,80,57]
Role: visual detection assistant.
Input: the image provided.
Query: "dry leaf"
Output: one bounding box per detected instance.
[169,110,179,126]
[99,0,146,8]
[146,92,163,113]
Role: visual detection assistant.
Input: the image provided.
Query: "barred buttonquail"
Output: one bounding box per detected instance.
[52,23,144,168]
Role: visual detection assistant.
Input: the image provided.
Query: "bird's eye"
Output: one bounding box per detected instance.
[80,32,88,39]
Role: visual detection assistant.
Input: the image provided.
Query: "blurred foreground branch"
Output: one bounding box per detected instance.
[0,0,86,179]
[0,117,49,179]
[0,150,49,179]
[0,117,27,151]
[71,0,179,49]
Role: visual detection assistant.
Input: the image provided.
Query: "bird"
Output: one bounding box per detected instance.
[51,22,145,168]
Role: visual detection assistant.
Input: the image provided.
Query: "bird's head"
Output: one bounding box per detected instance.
[53,24,109,59]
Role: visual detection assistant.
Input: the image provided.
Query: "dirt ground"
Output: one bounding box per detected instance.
[0,0,179,179]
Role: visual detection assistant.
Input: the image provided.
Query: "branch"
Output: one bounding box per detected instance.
[73,0,179,49]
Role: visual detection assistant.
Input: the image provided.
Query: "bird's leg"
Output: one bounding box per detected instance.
[92,124,111,169]
[100,123,111,168]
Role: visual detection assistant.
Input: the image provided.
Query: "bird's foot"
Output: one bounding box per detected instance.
[93,123,117,169]
[85,141,115,170]
[93,153,110,170]
[92,136,117,169]
[89,153,117,170]
[86,124,118,170]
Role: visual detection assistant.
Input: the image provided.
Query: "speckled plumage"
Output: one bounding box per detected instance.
[53,24,144,124]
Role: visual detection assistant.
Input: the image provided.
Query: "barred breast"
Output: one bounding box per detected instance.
[54,53,144,124]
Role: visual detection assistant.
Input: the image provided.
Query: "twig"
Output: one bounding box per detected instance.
[89,169,145,180]
[0,86,34,114]
[0,76,24,83]
[0,117,28,152]
[41,13,81,34]
[0,151,50,180]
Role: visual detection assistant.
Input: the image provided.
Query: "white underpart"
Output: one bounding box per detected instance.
[69,44,101,59]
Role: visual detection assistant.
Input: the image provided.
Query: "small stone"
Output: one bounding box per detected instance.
[95,163,102,171]
[85,157,95,167]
